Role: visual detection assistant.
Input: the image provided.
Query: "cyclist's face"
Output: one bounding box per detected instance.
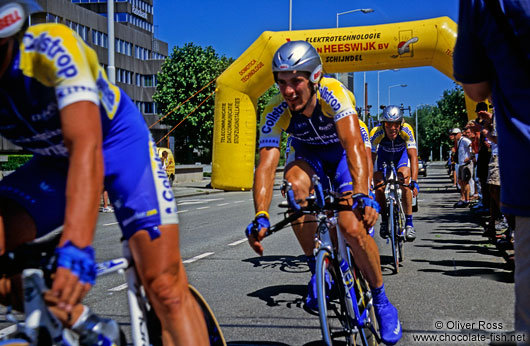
[383,122,400,140]
[277,71,314,113]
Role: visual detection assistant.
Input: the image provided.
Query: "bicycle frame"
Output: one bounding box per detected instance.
[96,241,157,346]
[280,177,379,345]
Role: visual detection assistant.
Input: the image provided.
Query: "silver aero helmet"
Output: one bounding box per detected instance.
[380,105,404,124]
[272,41,323,83]
[0,0,42,38]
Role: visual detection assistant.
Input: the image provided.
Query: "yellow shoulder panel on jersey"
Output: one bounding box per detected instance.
[19,23,121,118]
[370,125,385,152]
[318,77,356,122]
[358,119,371,148]
[258,93,291,148]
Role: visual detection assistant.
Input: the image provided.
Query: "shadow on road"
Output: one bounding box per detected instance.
[243,255,308,274]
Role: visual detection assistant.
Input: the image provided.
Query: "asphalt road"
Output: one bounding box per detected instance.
[0,162,518,345]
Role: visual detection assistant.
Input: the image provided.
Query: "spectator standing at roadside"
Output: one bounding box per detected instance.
[463,125,478,199]
[454,0,530,339]
[448,131,458,187]
[471,102,492,214]
[452,128,474,208]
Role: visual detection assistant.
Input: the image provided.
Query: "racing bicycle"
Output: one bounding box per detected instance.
[253,176,381,346]
[374,161,410,274]
[0,228,226,346]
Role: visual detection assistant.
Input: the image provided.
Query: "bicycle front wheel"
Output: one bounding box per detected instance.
[389,203,399,274]
[316,249,355,346]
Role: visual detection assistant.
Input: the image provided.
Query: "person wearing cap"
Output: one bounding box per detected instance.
[0,0,208,343]
[451,127,474,208]
[245,40,401,345]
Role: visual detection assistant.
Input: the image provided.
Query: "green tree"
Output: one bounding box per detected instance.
[417,85,467,160]
[153,43,233,163]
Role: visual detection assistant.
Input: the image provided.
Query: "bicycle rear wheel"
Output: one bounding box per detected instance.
[316,249,354,346]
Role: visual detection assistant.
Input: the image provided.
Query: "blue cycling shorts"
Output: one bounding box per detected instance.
[285,140,353,194]
[0,104,178,240]
[374,146,409,172]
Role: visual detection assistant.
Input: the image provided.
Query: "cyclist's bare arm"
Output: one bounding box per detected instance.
[335,114,378,226]
[253,147,281,213]
[52,100,104,311]
[248,147,280,255]
[336,114,368,196]
[407,147,419,196]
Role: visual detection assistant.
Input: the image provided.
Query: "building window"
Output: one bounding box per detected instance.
[143,75,151,87]
[144,102,154,114]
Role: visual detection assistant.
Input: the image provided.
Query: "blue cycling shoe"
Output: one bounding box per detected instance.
[372,284,402,345]
[305,272,333,310]
[374,300,402,345]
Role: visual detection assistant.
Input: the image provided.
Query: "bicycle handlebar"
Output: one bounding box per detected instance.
[374,161,414,190]
[264,177,352,237]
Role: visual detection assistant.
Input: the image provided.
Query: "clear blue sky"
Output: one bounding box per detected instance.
[153,0,460,117]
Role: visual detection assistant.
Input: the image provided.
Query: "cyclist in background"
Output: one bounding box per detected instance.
[0,1,208,344]
[370,105,419,241]
[246,40,401,345]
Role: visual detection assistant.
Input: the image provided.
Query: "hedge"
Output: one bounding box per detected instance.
[1,155,33,171]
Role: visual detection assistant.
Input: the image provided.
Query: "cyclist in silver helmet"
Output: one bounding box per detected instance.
[0,0,208,343]
[370,105,419,241]
[246,40,402,345]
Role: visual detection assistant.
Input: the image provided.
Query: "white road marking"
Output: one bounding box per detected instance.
[217,203,229,206]
[177,210,189,214]
[228,238,248,246]
[103,222,119,226]
[233,200,245,204]
[109,283,128,292]
[178,198,224,206]
[183,252,215,264]
[0,324,17,338]
[197,206,210,210]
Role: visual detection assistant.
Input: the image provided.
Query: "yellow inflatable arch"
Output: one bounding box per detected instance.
[212,16,470,191]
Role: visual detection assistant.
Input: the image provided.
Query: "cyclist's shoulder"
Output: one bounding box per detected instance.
[400,123,415,139]
[20,23,98,85]
[260,94,290,122]
[370,125,384,140]
[317,77,356,120]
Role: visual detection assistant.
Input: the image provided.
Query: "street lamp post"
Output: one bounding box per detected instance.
[336,8,374,91]
[336,8,374,28]
[388,84,407,104]
[289,0,292,30]
[377,69,399,118]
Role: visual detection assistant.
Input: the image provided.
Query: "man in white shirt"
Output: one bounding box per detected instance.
[452,128,474,207]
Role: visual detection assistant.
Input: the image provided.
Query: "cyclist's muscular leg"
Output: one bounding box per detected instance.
[284,160,318,256]
[338,208,383,288]
[129,224,209,346]
[398,167,412,215]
